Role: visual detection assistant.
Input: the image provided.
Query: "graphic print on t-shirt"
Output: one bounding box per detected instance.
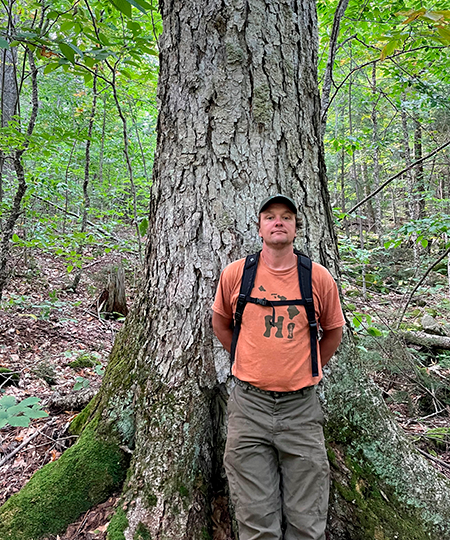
[260,287,302,340]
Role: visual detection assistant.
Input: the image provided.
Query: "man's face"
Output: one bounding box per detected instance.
[258,203,296,247]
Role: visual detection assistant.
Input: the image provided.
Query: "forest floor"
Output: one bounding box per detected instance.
[0,247,141,539]
[1,246,450,539]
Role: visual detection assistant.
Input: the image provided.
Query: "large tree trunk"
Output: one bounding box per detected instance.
[1,1,450,539]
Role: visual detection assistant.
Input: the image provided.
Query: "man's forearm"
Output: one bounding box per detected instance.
[319,326,343,366]
[212,312,233,352]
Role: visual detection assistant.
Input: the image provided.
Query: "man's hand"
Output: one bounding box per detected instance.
[212,312,234,353]
[319,326,343,366]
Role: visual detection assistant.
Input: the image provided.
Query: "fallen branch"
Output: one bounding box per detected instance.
[31,194,121,243]
[398,331,450,350]
[417,448,450,471]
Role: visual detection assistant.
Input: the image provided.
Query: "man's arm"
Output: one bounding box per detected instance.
[212,311,234,353]
[319,326,343,367]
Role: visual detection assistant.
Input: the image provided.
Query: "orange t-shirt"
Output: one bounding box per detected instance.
[212,256,345,391]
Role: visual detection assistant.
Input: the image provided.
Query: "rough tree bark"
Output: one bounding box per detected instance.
[1,1,450,540]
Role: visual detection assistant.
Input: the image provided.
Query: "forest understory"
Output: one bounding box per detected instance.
[0,246,139,540]
[1,233,450,539]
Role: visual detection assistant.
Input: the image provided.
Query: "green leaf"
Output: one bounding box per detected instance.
[58,43,75,63]
[127,21,142,32]
[110,0,132,18]
[20,397,40,407]
[367,327,383,337]
[380,39,398,61]
[0,38,9,49]
[125,0,147,14]
[9,416,31,427]
[23,409,48,419]
[120,68,133,79]
[139,217,149,236]
[437,25,450,43]
[44,62,61,74]
[66,42,84,59]
[0,395,16,408]
[84,57,96,68]
[12,234,20,243]
[60,21,74,32]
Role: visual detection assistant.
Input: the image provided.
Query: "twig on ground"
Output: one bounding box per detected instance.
[0,419,55,467]
[0,370,20,390]
[417,409,448,421]
[417,448,450,471]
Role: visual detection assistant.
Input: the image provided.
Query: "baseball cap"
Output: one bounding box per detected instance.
[258,194,297,215]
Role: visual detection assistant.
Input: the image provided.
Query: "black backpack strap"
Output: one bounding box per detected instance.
[295,251,319,377]
[229,252,260,371]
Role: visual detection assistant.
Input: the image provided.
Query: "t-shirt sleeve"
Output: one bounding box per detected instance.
[212,264,235,320]
[315,266,345,330]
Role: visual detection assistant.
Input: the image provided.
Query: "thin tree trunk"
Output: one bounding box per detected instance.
[63,140,77,235]
[414,115,425,220]
[98,92,107,186]
[320,0,350,136]
[340,147,350,238]
[0,0,19,219]
[400,95,415,220]
[109,73,143,263]
[349,74,366,299]
[70,71,98,292]
[0,48,38,299]
[370,64,382,243]
[361,161,375,231]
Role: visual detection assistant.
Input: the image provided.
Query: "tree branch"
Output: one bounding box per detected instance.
[348,139,450,215]
[397,246,450,328]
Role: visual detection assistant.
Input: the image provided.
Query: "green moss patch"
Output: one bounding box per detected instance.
[68,353,100,370]
[133,522,151,540]
[69,395,100,435]
[0,426,127,540]
[107,507,128,540]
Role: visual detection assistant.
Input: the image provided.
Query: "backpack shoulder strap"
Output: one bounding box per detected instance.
[229,252,260,370]
[294,250,319,377]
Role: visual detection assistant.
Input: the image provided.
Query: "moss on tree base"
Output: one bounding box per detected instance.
[327,442,438,540]
[0,424,128,540]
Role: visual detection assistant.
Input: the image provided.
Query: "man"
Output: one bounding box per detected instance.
[212,194,345,540]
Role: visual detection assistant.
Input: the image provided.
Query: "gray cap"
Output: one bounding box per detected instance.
[258,194,297,215]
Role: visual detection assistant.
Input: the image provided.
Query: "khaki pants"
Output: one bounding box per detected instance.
[224,383,329,540]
